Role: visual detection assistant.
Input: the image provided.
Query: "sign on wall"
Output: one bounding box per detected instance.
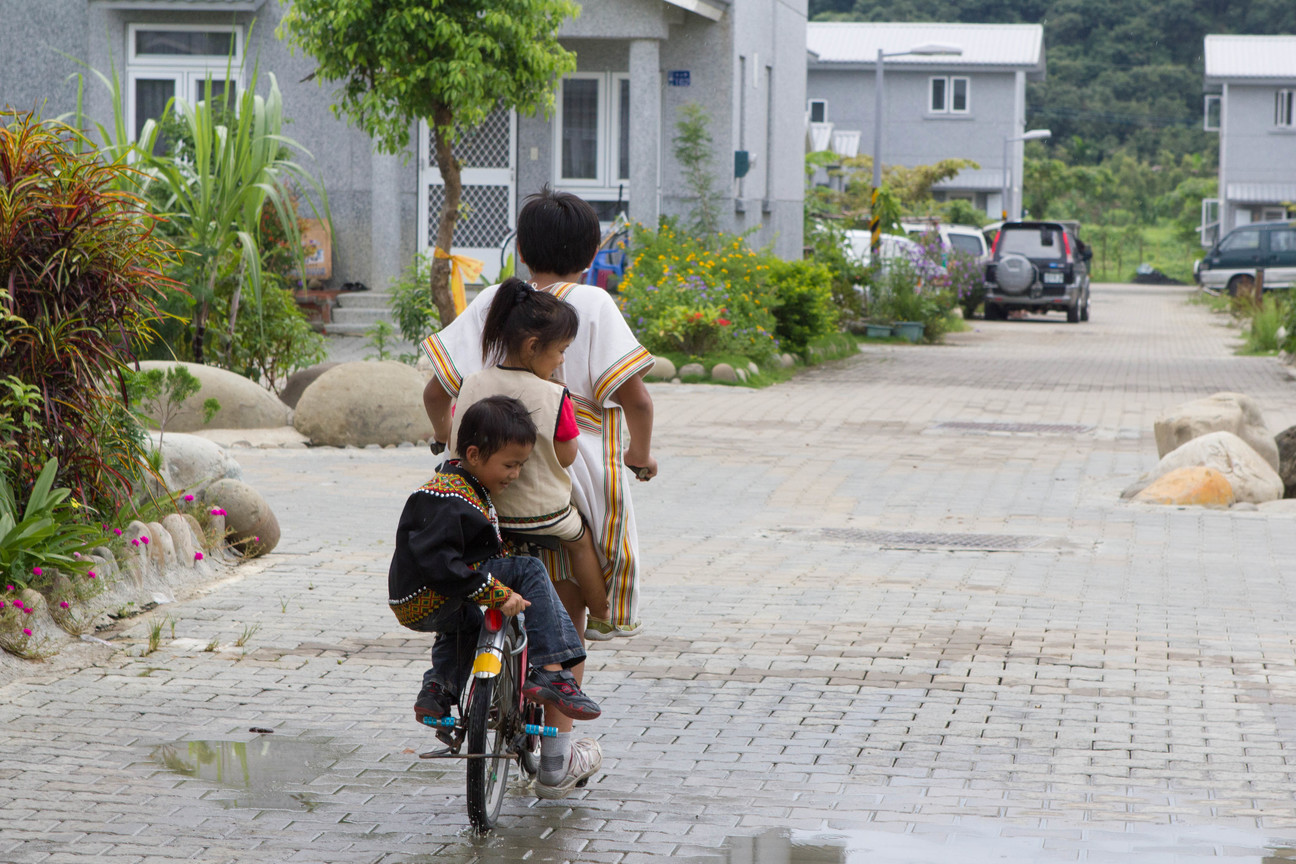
[667,70,690,87]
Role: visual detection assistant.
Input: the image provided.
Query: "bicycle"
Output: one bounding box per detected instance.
[418,605,556,830]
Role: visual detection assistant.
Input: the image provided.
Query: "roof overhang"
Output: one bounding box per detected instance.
[89,0,265,10]
[1227,183,1296,203]
[661,0,725,22]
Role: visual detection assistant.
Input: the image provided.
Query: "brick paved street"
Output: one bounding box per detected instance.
[6,284,1296,862]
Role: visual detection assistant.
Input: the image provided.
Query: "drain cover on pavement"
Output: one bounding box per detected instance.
[821,528,1049,551]
[930,421,1093,435]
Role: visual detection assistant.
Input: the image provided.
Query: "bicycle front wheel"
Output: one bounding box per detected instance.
[465,677,510,830]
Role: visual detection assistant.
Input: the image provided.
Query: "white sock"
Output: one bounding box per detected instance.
[539,731,573,785]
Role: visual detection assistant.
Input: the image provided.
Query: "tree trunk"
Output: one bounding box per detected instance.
[429,104,462,326]
[225,257,247,367]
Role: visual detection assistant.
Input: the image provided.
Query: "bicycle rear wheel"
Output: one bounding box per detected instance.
[465,676,510,830]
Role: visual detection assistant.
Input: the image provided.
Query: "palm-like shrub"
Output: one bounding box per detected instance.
[0,112,175,512]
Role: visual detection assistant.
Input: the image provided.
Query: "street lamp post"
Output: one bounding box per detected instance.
[1002,128,1052,221]
[870,42,962,252]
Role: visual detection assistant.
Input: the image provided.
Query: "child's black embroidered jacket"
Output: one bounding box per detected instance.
[387,462,513,629]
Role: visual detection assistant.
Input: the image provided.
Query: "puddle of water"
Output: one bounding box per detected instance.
[721,828,1296,864]
[150,736,343,811]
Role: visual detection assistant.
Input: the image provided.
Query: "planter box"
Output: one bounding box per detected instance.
[894,321,925,343]
[864,324,894,338]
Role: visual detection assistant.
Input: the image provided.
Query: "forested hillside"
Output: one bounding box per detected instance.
[809,0,1296,162]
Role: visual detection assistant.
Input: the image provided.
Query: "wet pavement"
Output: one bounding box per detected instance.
[6,285,1296,862]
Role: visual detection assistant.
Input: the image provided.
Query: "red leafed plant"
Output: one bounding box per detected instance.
[0,111,178,514]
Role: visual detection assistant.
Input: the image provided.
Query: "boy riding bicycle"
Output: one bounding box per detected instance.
[387,396,603,796]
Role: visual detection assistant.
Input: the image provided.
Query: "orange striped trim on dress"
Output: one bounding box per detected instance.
[420,333,463,396]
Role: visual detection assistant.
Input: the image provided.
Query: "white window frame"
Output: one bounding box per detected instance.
[929,76,970,115]
[1276,89,1295,128]
[1204,94,1221,131]
[808,99,828,124]
[553,72,631,195]
[126,23,244,143]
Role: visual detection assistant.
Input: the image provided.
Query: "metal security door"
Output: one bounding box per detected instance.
[417,108,517,284]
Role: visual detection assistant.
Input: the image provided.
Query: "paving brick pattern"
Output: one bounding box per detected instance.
[6,285,1296,862]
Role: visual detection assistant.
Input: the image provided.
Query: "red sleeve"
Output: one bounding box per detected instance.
[554,391,579,442]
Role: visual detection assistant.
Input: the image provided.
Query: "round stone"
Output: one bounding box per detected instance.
[679,363,705,379]
[711,363,738,383]
[293,361,435,447]
[202,479,280,557]
[278,362,342,409]
[136,361,291,431]
[646,356,676,381]
[148,432,243,490]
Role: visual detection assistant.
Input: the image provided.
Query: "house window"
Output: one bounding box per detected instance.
[556,73,630,189]
[127,24,243,150]
[808,99,827,123]
[1204,94,1221,131]
[929,77,970,114]
[1276,89,1295,127]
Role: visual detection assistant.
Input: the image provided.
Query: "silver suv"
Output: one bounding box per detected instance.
[984,221,1092,323]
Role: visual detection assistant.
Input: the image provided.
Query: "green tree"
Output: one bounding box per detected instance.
[277,0,578,325]
[673,104,721,238]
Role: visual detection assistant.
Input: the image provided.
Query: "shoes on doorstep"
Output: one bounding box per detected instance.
[413,680,455,728]
[535,737,602,799]
[522,668,601,721]
[585,616,645,641]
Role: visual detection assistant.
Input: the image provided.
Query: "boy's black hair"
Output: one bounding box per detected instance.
[458,395,537,460]
[516,185,600,276]
[481,277,579,364]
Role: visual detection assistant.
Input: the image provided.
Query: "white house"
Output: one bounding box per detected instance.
[1202,34,1296,245]
[805,22,1045,219]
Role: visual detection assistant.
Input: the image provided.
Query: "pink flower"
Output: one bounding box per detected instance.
[72,552,81,559]
[211,508,225,516]
[4,585,12,592]
[32,567,42,577]
[113,529,123,536]
[140,536,149,545]
[87,572,97,579]
[59,601,69,609]
[0,601,6,609]
[194,552,204,561]
[22,628,31,637]
[253,537,260,543]
[184,494,195,502]
[23,608,32,615]
[131,539,140,547]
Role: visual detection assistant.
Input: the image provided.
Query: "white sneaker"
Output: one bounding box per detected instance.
[535,738,602,799]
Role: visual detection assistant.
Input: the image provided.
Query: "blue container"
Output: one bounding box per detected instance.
[894,321,925,343]
[864,324,894,338]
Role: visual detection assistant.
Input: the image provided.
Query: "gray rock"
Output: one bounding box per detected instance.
[780,353,796,369]
[747,362,759,375]
[146,521,175,567]
[1154,392,1279,472]
[148,432,242,489]
[278,361,341,409]
[202,479,280,557]
[646,356,676,381]
[136,361,291,431]
[1259,498,1296,513]
[679,363,705,379]
[1143,431,1283,504]
[711,363,738,383]
[670,377,682,384]
[293,361,434,447]
[161,514,197,566]
[1231,502,1260,511]
[1276,425,1296,498]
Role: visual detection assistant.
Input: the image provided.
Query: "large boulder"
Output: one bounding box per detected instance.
[293,361,434,447]
[147,432,242,489]
[1275,424,1296,498]
[1133,467,1234,508]
[1136,431,1283,504]
[137,361,291,432]
[645,356,676,381]
[1154,392,1279,472]
[278,361,341,410]
[202,479,280,557]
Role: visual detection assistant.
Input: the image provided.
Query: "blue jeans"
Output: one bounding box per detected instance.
[418,555,585,698]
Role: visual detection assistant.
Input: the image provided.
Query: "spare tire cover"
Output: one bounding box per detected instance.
[995,253,1035,294]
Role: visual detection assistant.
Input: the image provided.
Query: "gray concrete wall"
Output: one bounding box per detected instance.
[7,3,416,293]
[1219,82,1296,230]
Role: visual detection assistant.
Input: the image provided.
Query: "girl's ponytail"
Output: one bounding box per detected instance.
[481,278,579,365]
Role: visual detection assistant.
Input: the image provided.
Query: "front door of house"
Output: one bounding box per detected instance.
[417,108,517,284]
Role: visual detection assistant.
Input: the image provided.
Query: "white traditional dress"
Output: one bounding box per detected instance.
[421,281,654,627]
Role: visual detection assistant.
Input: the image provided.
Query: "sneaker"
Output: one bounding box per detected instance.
[413,680,455,728]
[535,738,602,799]
[522,668,601,721]
[585,617,644,641]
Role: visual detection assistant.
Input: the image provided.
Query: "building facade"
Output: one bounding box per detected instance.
[0,0,806,290]
[805,22,1045,219]
[1202,34,1296,245]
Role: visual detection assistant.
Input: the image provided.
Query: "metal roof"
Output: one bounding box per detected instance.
[807,22,1044,76]
[1226,183,1296,203]
[933,168,1006,191]
[1205,35,1296,81]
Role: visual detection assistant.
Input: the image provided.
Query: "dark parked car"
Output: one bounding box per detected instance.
[983,221,1092,323]
[1195,220,1296,295]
